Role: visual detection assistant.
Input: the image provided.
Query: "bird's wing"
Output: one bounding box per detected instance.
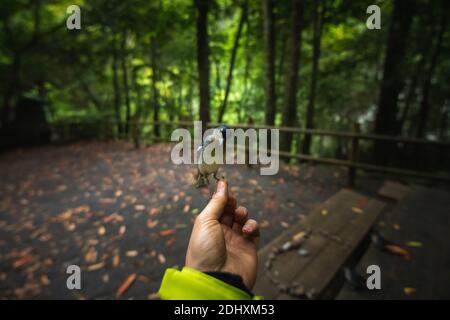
[196,145,203,158]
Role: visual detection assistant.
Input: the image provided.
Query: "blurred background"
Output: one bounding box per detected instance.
[0,0,449,299]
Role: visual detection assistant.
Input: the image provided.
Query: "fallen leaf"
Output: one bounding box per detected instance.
[150,208,160,216]
[138,275,149,283]
[165,237,176,247]
[159,229,176,237]
[292,231,306,242]
[126,250,138,257]
[158,253,166,264]
[404,287,416,295]
[405,241,423,248]
[116,274,137,298]
[40,275,50,285]
[13,254,34,268]
[100,198,116,205]
[66,222,76,231]
[73,205,90,214]
[280,221,289,228]
[112,253,120,267]
[147,219,159,229]
[87,262,105,271]
[98,226,106,236]
[85,247,97,263]
[103,213,123,223]
[385,244,410,259]
[54,209,72,222]
[351,207,364,214]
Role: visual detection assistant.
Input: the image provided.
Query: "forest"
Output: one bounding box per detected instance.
[0,0,449,169]
[1,0,450,301]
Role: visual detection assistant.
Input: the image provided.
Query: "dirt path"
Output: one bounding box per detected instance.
[0,141,381,299]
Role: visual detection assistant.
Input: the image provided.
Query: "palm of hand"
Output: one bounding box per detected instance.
[211,221,258,285]
[186,181,260,289]
[186,206,259,289]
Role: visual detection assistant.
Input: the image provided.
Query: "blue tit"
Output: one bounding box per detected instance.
[195,124,229,188]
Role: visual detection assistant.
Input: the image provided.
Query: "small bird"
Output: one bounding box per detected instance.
[195,124,229,188]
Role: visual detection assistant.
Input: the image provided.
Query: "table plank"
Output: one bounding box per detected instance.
[254,189,386,299]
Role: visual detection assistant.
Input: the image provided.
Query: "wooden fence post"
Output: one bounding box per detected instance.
[348,122,360,187]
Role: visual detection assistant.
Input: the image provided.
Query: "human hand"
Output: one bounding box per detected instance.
[185,180,260,289]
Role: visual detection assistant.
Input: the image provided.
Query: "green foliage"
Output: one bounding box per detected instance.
[0,0,448,148]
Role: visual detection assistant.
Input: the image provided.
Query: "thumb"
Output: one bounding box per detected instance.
[199,180,228,221]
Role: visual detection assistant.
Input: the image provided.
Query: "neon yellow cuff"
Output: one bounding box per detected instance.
[158,267,262,300]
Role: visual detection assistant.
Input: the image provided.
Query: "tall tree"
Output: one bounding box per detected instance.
[280,0,304,155]
[196,0,211,126]
[439,100,449,140]
[374,0,413,163]
[416,0,449,138]
[263,0,276,126]
[302,0,325,155]
[217,2,248,123]
[120,31,131,136]
[111,36,122,135]
[400,43,430,133]
[131,65,143,149]
[151,37,160,138]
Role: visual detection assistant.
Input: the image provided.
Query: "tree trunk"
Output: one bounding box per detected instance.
[374,0,413,163]
[1,52,21,128]
[416,0,448,138]
[196,0,211,127]
[302,0,324,155]
[217,2,248,123]
[263,0,276,126]
[151,38,160,138]
[439,100,448,140]
[120,31,131,137]
[214,60,221,93]
[132,66,143,149]
[280,0,304,156]
[112,38,122,136]
[186,80,194,122]
[400,51,428,134]
[238,19,252,124]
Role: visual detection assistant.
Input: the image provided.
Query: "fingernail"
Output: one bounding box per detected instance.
[216,180,226,194]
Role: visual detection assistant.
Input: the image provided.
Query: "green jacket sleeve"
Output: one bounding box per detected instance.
[158,267,262,300]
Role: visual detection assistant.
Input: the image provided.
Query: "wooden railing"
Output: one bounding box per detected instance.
[44,120,450,185]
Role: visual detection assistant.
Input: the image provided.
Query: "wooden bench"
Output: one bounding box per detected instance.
[253,189,387,299]
[377,180,411,201]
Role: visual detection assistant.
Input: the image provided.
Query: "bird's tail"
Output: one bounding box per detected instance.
[194,172,208,188]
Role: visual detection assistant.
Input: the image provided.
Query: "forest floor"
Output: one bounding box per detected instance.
[0,141,384,299]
